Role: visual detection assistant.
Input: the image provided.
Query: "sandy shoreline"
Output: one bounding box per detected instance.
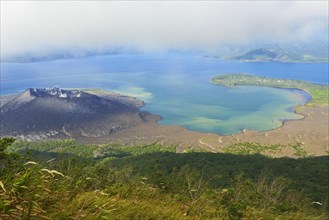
[220,106,328,157]
[86,103,328,157]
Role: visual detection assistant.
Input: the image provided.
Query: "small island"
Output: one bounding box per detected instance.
[212,74,328,107]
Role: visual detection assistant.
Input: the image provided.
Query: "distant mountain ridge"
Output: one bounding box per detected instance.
[230,48,328,63]
[1,48,140,63]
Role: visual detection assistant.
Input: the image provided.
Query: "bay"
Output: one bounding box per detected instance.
[1,53,327,134]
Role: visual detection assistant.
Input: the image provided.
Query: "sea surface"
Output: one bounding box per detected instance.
[1,53,328,135]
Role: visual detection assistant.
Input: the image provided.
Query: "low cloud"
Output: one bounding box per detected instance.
[1,1,328,57]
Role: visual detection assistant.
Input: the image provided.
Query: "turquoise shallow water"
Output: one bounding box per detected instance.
[1,53,327,135]
[145,86,306,134]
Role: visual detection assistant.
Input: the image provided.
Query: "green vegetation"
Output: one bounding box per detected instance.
[1,138,328,219]
[223,142,284,155]
[8,139,176,158]
[212,74,329,106]
[223,142,309,157]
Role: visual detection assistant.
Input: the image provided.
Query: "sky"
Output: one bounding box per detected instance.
[1,0,328,57]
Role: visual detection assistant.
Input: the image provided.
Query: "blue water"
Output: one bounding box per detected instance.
[1,53,328,134]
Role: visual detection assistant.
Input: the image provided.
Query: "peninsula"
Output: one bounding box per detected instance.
[212,74,329,106]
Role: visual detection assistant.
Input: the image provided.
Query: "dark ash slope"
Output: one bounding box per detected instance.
[0,87,152,141]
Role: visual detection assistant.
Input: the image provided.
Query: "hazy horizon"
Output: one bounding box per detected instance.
[1,1,328,58]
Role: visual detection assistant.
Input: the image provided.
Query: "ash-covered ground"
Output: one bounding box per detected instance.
[0,87,152,141]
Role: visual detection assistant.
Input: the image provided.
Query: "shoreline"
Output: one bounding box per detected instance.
[275,88,312,130]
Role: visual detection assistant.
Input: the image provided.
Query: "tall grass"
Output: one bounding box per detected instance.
[1,138,328,219]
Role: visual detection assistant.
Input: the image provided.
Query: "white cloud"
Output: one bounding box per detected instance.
[1,1,328,57]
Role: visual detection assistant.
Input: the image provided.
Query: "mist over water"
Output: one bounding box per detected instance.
[1,53,327,134]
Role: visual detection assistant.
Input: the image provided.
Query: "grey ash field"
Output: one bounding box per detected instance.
[0,87,154,142]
